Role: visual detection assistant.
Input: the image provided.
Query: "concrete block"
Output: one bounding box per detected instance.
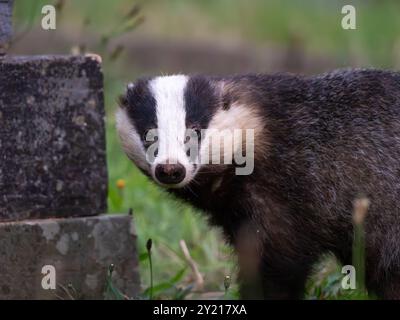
[0,0,13,54]
[0,214,140,299]
[0,55,107,221]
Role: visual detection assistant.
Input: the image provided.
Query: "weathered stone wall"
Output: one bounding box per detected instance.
[0,1,140,300]
[0,214,140,299]
[0,55,108,221]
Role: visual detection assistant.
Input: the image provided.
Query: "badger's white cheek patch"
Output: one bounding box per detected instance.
[115,108,149,172]
[208,103,263,138]
[198,103,264,175]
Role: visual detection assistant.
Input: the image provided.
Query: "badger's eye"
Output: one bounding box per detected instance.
[184,127,201,144]
[143,130,150,142]
[192,127,201,142]
[185,127,201,158]
[143,129,158,146]
[194,128,201,140]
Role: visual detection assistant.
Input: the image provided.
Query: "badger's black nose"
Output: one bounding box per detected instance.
[155,163,186,185]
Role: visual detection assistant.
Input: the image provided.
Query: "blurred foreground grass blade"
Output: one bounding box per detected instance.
[143,267,187,299]
[352,197,369,297]
[146,238,154,300]
[99,3,144,50]
[174,283,194,300]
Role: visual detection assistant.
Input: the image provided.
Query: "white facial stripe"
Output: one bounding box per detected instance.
[115,108,148,170]
[149,75,189,166]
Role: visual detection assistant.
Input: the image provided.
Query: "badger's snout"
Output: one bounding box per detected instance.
[155,163,186,185]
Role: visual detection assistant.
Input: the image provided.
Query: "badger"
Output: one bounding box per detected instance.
[116,70,400,299]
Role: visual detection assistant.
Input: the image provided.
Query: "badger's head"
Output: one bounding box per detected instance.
[116,74,261,189]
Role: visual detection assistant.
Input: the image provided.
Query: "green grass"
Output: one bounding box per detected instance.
[12,0,390,299]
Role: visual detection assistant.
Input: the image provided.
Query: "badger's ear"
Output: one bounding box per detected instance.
[118,82,135,108]
[216,80,232,110]
[118,94,128,109]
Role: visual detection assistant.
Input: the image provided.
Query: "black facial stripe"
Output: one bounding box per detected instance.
[184,76,219,130]
[125,79,157,140]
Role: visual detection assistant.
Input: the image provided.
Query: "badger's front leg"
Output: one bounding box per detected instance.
[236,242,316,299]
[259,250,316,299]
[234,217,319,299]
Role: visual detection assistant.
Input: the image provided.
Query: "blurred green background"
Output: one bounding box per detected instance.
[11,0,400,299]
